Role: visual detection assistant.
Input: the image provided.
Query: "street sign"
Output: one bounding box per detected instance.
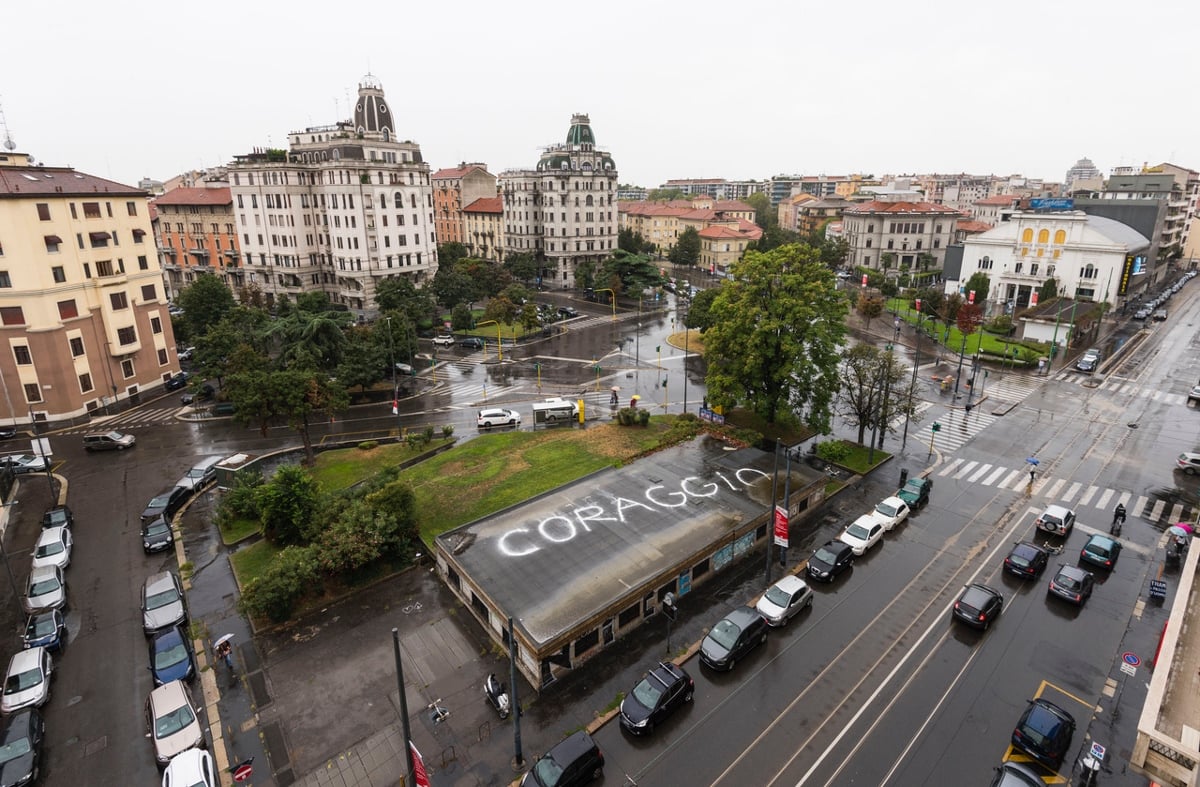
[230,758,255,782]
[968,290,975,305]
[915,298,922,312]
[773,505,789,547]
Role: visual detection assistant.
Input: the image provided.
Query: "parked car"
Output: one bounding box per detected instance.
[0,455,46,475]
[952,584,1004,629]
[210,401,235,416]
[1075,349,1100,373]
[618,661,693,735]
[699,606,768,671]
[0,708,44,787]
[142,572,187,635]
[30,527,72,571]
[142,516,174,554]
[1047,564,1094,606]
[557,306,579,319]
[177,346,195,361]
[1189,386,1200,406]
[1133,307,1151,320]
[0,425,18,440]
[164,372,191,391]
[756,575,813,627]
[1035,504,1075,536]
[145,680,205,768]
[149,625,196,687]
[161,748,215,787]
[520,730,603,787]
[1003,542,1049,579]
[839,515,885,556]
[176,456,223,494]
[1178,452,1200,474]
[82,430,136,451]
[141,487,190,525]
[477,408,521,428]
[807,541,855,582]
[180,384,215,405]
[460,337,485,350]
[21,610,65,652]
[1080,533,1121,570]
[1,648,52,714]
[432,334,455,346]
[22,566,65,615]
[40,505,73,530]
[1012,698,1075,770]
[897,476,933,508]
[393,362,416,376]
[869,496,910,530]
[1153,308,1168,322]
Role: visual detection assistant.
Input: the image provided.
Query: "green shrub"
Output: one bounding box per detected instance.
[358,440,379,451]
[258,465,322,546]
[637,409,651,426]
[239,545,321,622]
[214,469,264,530]
[984,315,1013,334]
[406,433,423,450]
[422,426,435,445]
[442,424,455,438]
[816,440,852,463]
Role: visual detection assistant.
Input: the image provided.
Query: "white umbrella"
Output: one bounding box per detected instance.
[214,633,235,649]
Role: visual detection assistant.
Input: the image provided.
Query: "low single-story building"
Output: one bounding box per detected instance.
[435,436,826,690]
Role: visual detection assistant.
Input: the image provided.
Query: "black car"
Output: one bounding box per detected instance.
[1003,542,1049,579]
[1047,564,1094,605]
[618,661,693,735]
[699,607,768,671]
[557,306,579,319]
[521,730,603,787]
[40,506,73,530]
[180,383,215,405]
[807,540,855,582]
[952,584,1004,629]
[164,372,190,391]
[460,337,485,350]
[22,610,65,652]
[140,486,190,525]
[141,515,174,554]
[0,426,16,441]
[1012,698,1076,769]
[0,708,43,787]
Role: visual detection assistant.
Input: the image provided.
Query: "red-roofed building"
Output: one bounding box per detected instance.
[841,201,960,278]
[432,164,497,246]
[153,186,241,299]
[462,197,505,261]
[0,150,179,424]
[971,194,1021,225]
[953,220,995,244]
[620,198,757,257]
[698,219,763,276]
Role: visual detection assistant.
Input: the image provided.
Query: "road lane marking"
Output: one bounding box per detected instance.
[1096,489,1114,509]
[983,466,1007,486]
[955,461,979,480]
[999,469,1024,489]
[1044,478,1066,499]
[938,458,964,477]
[1062,482,1082,503]
[968,463,993,483]
[1079,485,1098,506]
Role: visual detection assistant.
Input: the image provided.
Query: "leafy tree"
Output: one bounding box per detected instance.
[227,369,349,464]
[458,259,511,300]
[647,188,687,201]
[880,253,897,273]
[239,544,320,622]
[450,303,474,331]
[914,288,945,324]
[438,242,469,267]
[258,465,321,546]
[964,272,991,306]
[754,225,804,253]
[431,266,476,309]
[365,480,420,556]
[269,307,350,372]
[743,192,776,231]
[703,243,848,427]
[669,227,701,265]
[857,290,885,328]
[1038,278,1058,302]
[618,227,642,254]
[237,283,267,309]
[176,274,236,337]
[956,302,984,335]
[194,317,256,388]
[375,277,436,326]
[816,236,850,269]
[337,327,387,392]
[498,284,531,306]
[685,287,718,332]
[520,303,542,332]
[503,252,539,284]
[374,311,419,365]
[574,260,597,291]
[835,344,918,444]
[600,250,662,298]
[483,295,518,326]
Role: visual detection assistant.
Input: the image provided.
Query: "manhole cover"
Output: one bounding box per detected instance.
[83,736,108,756]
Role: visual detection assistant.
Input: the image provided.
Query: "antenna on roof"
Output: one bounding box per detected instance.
[0,98,16,151]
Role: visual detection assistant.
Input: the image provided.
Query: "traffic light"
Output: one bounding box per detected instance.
[932,422,942,432]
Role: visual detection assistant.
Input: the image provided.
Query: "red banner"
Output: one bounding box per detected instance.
[773,505,789,547]
[410,742,430,787]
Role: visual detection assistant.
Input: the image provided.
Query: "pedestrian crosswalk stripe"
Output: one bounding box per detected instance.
[1078,485,1099,506]
[968,463,993,483]
[1096,489,1114,509]
[1045,478,1066,499]
[1148,499,1164,520]
[1169,502,1185,523]
[983,466,1007,485]
[1124,492,1139,510]
[1062,481,1082,502]
[938,458,964,477]
[955,460,979,480]
[999,469,1024,489]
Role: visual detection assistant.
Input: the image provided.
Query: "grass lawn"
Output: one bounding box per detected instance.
[219,516,261,545]
[884,298,1046,364]
[836,441,891,474]
[311,439,454,491]
[230,539,280,585]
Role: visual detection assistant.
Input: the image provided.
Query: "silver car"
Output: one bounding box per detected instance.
[22,566,66,615]
[1,647,52,714]
[30,527,72,571]
[142,572,187,635]
[146,680,205,766]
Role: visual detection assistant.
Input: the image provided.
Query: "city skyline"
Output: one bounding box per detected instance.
[4,0,1197,190]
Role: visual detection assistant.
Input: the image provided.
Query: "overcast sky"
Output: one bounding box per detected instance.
[4,1,1195,191]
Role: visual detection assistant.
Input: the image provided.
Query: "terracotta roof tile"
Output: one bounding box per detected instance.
[974,195,1021,206]
[0,166,145,198]
[956,221,994,232]
[844,200,959,215]
[153,187,231,206]
[463,196,502,214]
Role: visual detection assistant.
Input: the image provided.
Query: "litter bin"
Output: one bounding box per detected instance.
[899,468,909,488]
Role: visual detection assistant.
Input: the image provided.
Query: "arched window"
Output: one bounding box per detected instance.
[1037,229,1050,244]
[585,195,594,206]
[395,191,403,206]
[382,129,390,142]
[1022,228,1034,243]
[1081,264,1097,280]
[1053,229,1066,244]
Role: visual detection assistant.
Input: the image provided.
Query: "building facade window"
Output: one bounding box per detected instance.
[23,383,41,403]
[0,307,24,326]
[36,204,50,221]
[157,348,168,364]
[140,284,156,301]
[117,326,136,345]
[0,272,10,288]
[57,300,78,320]
[13,346,31,365]
[51,267,65,283]
[69,337,84,357]
[120,359,135,378]
[109,292,129,310]
[150,316,162,334]
[78,372,93,393]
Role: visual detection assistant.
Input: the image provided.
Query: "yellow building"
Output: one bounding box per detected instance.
[462,197,505,261]
[0,150,177,425]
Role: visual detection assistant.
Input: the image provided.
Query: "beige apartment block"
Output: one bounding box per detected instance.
[433,164,497,246]
[462,197,505,261]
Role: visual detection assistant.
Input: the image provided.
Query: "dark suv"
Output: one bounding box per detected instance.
[897,477,933,508]
[699,607,768,671]
[521,730,603,787]
[619,662,693,735]
[1012,698,1075,769]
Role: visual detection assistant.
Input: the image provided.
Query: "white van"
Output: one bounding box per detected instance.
[531,397,579,425]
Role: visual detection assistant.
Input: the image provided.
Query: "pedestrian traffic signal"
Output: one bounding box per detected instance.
[932,422,942,432]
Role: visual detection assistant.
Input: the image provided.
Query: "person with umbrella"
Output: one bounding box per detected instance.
[214,634,235,671]
[610,386,620,407]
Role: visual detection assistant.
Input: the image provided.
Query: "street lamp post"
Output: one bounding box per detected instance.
[901,305,924,451]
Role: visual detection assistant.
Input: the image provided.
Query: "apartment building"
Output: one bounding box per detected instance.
[971,194,1021,225]
[660,178,764,201]
[698,220,763,276]
[500,114,618,289]
[432,163,497,246]
[227,75,435,316]
[0,150,178,424]
[154,186,242,300]
[841,200,960,273]
[462,197,504,262]
[620,198,756,256]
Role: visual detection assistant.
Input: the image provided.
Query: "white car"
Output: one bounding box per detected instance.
[1,647,52,714]
[0,454,47,474]
[146,680,205,767]
[755,575,813,627]
[432,334,455,347]
[31,526,72,571]
[22,566,66,615]
[838,515,885,556]
[477,408,521,428]
[870,496,910,531]
[162,747,216,787]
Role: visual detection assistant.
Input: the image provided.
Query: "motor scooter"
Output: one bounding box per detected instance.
[484,673,510,719]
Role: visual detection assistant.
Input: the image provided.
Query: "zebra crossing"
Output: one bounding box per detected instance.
[427,380,529,407]
[936,456,1197,526]
[921,405,1000,453]
[53,406,183,435]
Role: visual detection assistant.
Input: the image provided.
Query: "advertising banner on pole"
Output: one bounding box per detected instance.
[773,505,789,547]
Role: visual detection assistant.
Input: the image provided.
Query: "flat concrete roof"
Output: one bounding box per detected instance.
[437,437,810,648]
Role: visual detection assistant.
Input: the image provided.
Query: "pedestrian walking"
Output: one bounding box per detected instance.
[215,639,235,671]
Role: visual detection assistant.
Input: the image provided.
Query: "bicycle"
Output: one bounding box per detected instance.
[427,699,450,724]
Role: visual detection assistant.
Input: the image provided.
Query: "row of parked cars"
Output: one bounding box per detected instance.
[1133,270,1195,321]
[137,456,226,783]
